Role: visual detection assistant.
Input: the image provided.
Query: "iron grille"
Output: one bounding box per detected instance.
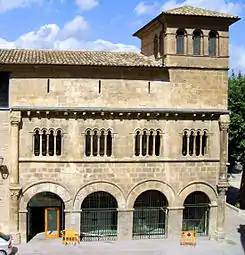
[133,207,167,239]
[133,190,168,239]
[182,192,210,236]
[80,191,118,242]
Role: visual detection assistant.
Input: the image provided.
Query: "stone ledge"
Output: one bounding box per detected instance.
[18,157,220,163]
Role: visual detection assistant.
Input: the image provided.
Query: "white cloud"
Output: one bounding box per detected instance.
[161,0,244,15]
[0,0,41,12]
[0,16,139,52]
[134,2,159,15]
[134,0,244,16]
[75,0,98,11]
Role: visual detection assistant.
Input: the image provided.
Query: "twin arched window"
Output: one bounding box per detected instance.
[34,129,62,156]
[85,129,112,157]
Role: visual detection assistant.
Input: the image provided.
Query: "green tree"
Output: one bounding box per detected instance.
[228,71,245,208]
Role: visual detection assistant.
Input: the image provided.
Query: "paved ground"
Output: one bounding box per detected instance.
[13,206,245,255]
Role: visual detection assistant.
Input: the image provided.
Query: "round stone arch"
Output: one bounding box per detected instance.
[74,181,126,210]
[126,180,176,208]
[177,181,218,206]
[20,181,72,211]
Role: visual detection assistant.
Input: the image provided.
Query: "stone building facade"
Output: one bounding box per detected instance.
[0,6,240,244]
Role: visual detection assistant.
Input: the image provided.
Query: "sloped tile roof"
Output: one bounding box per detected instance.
[164,5,239,19]
[0,49,162,67]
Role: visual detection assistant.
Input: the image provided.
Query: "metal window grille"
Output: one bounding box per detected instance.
[182,192,210,236]
[133,190,168,239]
[81,192,118,241]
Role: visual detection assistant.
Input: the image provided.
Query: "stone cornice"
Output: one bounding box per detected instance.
[12,106,228,120]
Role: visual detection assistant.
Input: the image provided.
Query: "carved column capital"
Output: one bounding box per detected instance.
[9,187,22,201]
[10,111,21,126]
[218,115,230,131]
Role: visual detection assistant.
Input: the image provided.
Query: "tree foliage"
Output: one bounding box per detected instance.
[228,71,245,167]
[228,71,245,208]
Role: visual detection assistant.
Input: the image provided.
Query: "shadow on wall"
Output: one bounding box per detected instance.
[238,225,245,253]
[226,186,240,206]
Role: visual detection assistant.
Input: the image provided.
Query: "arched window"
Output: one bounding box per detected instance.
[189,131,194,156]
[182,192,210,236]
[202,131,208,156]
[148,131,154,156]
[133,190,168,239]
[99,130,105,156]
[48,130,54,156]
[154,34,158,58]
[142,131,147,156]
[106,130,112,157]
[34,130,40,156]
[193,30,202,55]
[155,131,161,156]
[209,31,218,57]
[41,130,47,156]
[93,130,98,156]
[182,131,188,156]
[176,29,185,54]
[56,130,62,156]
[195,131,201,156]
[135,131,140,156]
[85,130,91,156]
[159,32,163,56]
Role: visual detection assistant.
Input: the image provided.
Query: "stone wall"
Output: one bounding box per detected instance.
[10,70,227,109]
[0,111,10,233]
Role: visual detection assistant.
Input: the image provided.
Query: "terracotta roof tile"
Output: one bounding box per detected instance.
[164,5,239,19]
[0,49,162,67]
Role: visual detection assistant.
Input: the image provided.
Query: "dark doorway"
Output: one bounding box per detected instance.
[80,191,118,241]
[182,191,210,236]
[133,190,168,239]
[27,192,65,242]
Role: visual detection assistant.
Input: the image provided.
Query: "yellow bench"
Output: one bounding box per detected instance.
[62,230,80,245]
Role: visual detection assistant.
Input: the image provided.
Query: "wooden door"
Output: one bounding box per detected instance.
[45,208,60,238]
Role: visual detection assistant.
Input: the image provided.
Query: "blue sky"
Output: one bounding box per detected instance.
[0,0,244,72]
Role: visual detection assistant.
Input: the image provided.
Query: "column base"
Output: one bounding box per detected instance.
[215,229,226,242]
[11,232,21,245]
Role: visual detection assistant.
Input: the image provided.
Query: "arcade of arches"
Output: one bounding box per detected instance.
[20,184,217,243]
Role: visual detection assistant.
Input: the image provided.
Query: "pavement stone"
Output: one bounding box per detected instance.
[14,206,245,255]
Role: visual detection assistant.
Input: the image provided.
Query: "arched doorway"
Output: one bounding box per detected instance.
[133,190,168,239]
[80,191,118,241]
[27,192,65,242]
[182,191,210,236]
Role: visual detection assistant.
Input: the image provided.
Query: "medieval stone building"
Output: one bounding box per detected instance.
[0,6,240,244]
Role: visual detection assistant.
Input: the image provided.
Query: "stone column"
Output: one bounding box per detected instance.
[167,207,184,239]
[9,111,22,244]
[117,209,134,241]
[216,115,230,241]
[64,210,81,234]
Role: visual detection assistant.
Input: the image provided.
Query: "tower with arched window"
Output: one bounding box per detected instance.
[133,5,239,69]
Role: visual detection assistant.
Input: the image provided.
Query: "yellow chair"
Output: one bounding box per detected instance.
[62,230,80,246]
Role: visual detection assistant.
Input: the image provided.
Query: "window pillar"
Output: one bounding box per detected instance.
[152,134,156,156]
[139,132,142,156]
[146,132,149,156]
[104,132,107,156]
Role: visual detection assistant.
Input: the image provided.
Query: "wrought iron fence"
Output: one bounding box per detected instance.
[133,207,167,239]
[80,208,118,241]
[182,204,209,236]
